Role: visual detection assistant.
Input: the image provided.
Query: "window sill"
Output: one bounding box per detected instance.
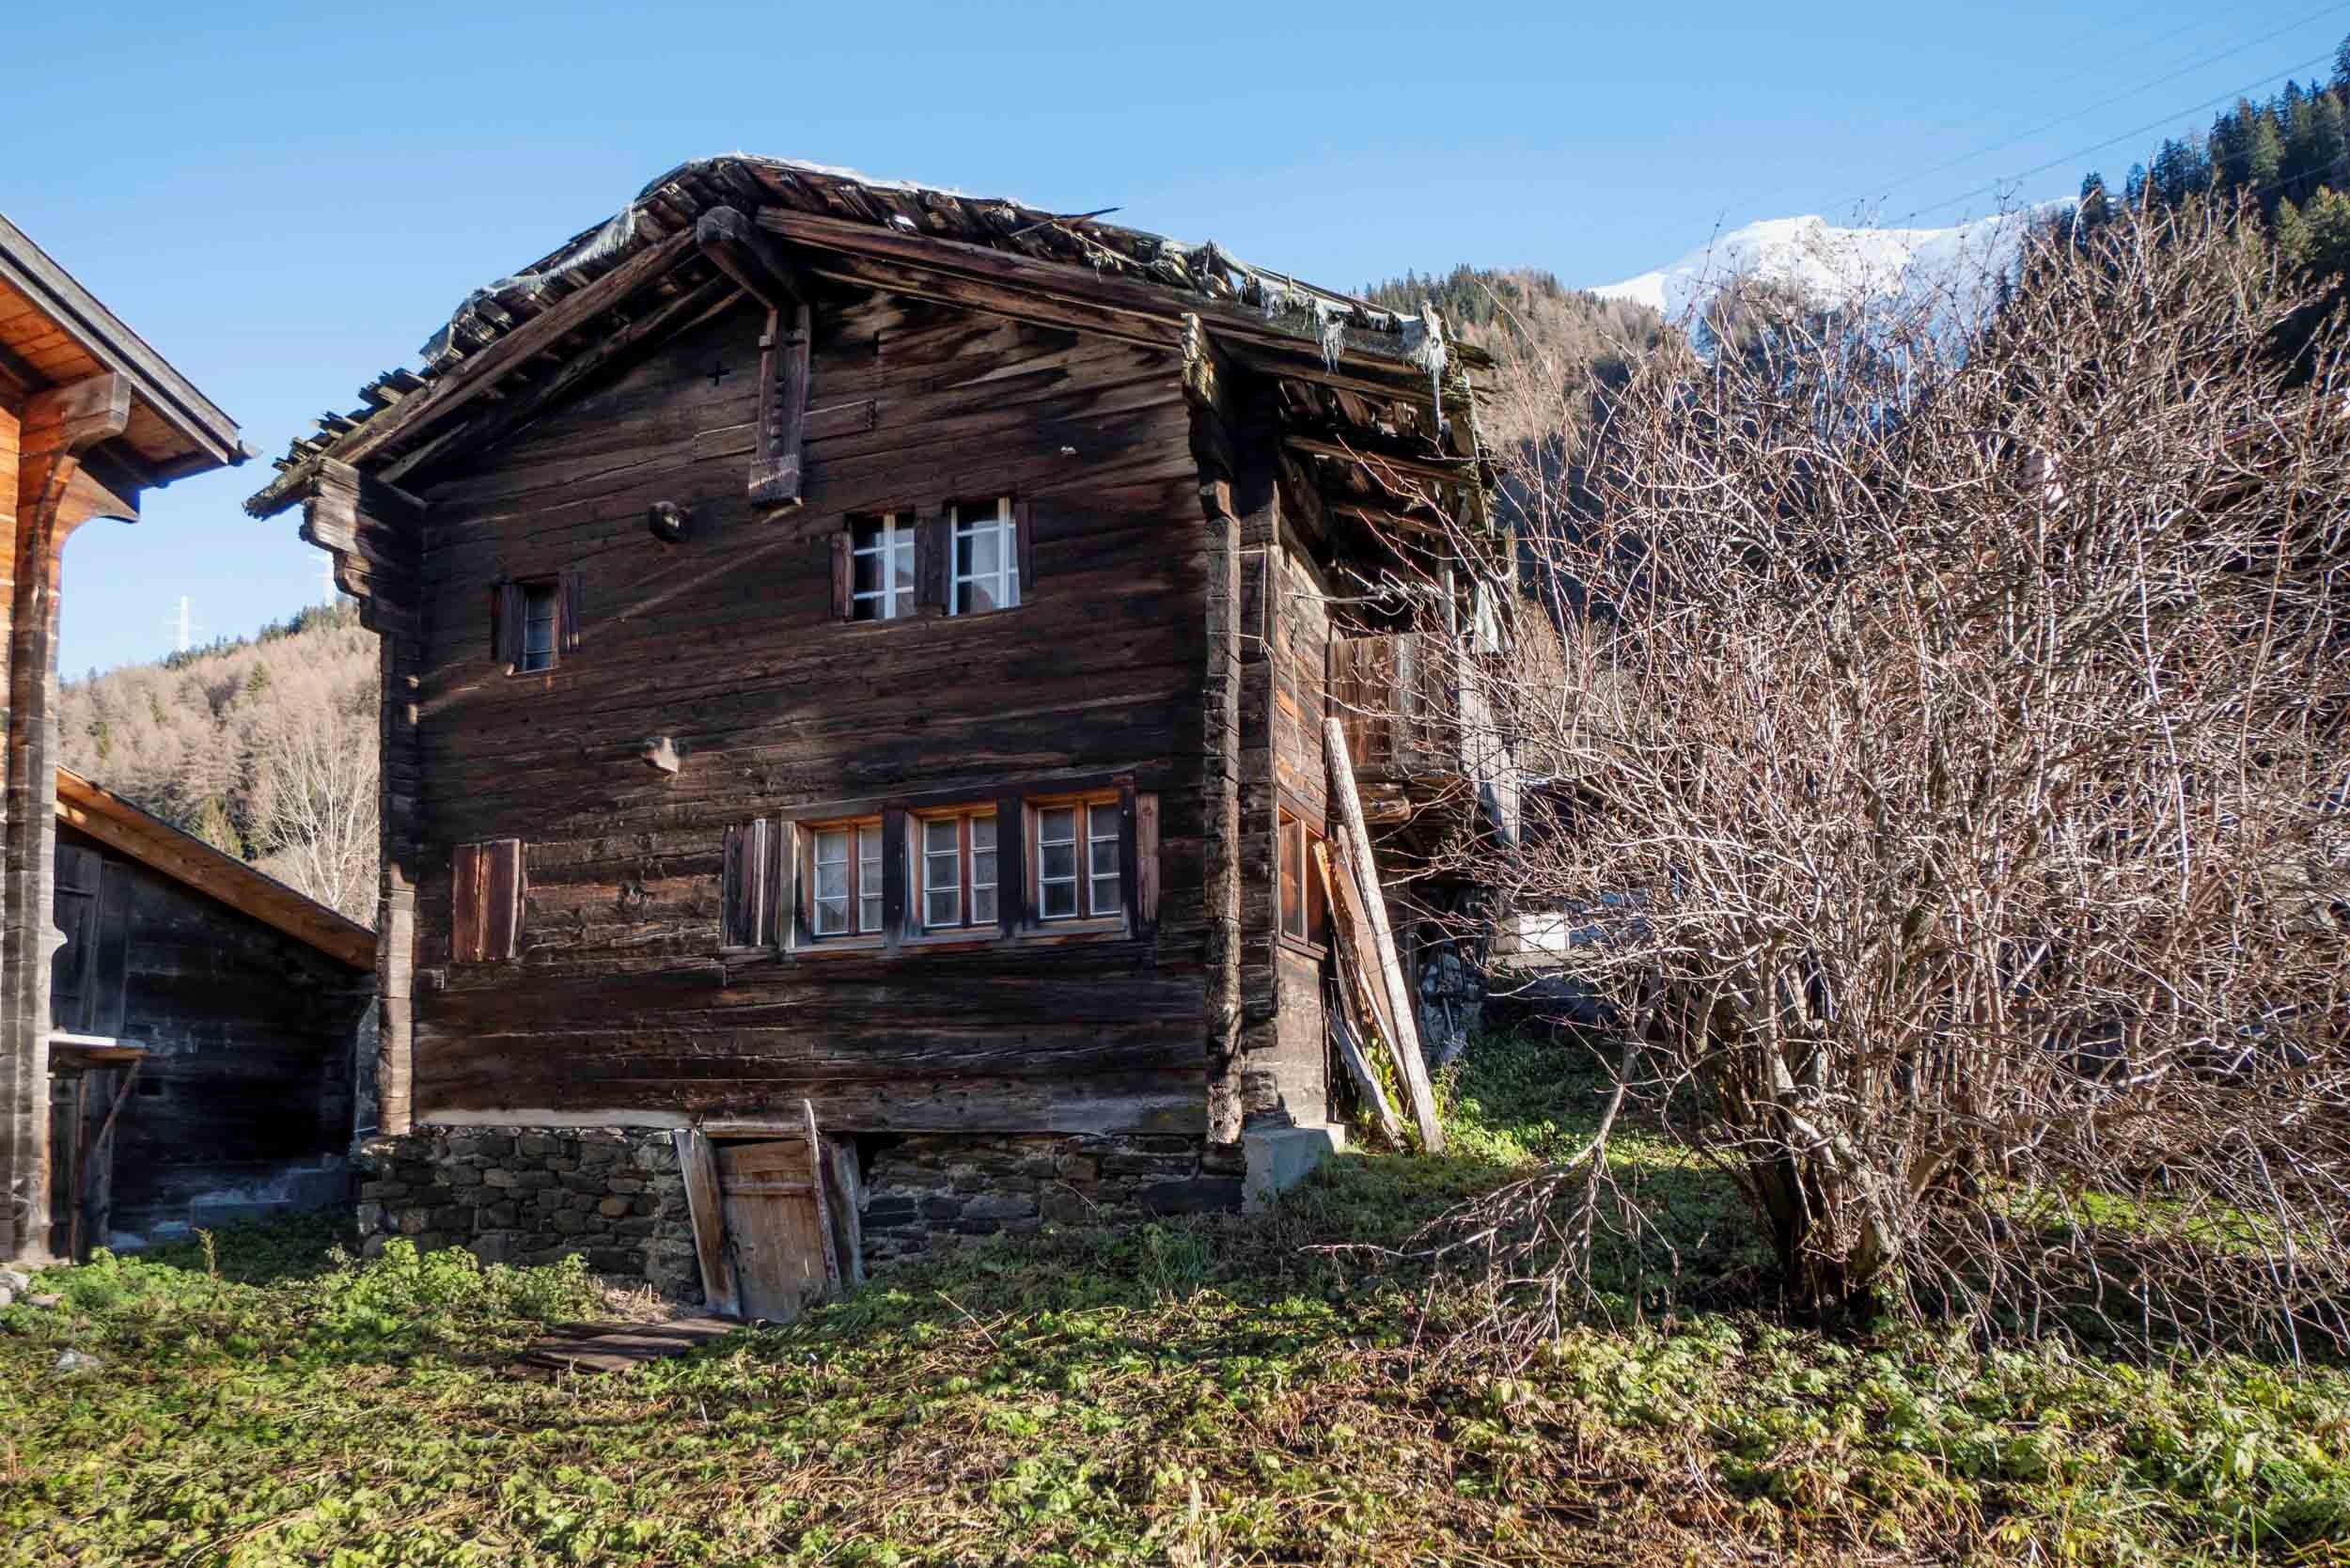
[1277,934,1330,962]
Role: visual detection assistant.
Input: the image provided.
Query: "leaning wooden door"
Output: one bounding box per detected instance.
[713,1138,829,1322]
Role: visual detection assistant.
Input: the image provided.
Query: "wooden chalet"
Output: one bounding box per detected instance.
[48,768,375,1260]
[0,214,250,1265]
[248,157,1504,1312]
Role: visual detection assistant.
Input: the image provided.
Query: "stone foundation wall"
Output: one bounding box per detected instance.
[352,1126,701,1300]
[859,1132,1235,1267]
[352,1124,1243,1294]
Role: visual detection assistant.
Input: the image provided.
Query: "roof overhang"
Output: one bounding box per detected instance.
[0,212,249,491]
[54,767,375,972]
[246,156,1491,532]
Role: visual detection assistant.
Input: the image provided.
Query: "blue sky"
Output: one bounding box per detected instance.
[14,0,2343,675]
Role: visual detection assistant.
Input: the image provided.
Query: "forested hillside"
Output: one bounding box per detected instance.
[1362,265,1668,443]
[57,600,379,925]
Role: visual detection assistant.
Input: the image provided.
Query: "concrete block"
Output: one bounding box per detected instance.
[1242,1125,1348,1215]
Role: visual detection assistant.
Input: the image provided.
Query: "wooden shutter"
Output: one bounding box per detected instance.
[779,822,807,949]
[50,846,101,1033]
[995,792,1026,938]
[452,842,486,964]
[1013,498,1035,596]
[829,531,852,620]
[494,582,525,667]
[721,821,775,949]
[454,839,524,963]
[559,569,584,654]
[1117,781,1139,928]
[881,807,909,941]
[916,510,948,614]
[1135,792,1160,935]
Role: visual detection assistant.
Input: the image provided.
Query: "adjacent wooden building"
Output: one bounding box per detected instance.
[249,158,1501,1311]
[48,768,374,1259]
[0,214,250,1265]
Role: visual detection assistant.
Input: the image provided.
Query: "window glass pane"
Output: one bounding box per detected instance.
[964,576,998,613]
[852,549,880,596]
[973,886,997,924]
[1039,807,1074,844]
[891,535,915,597]
[971,815,995,852]
[1090,874,1120,917]
[954,524,976,578]
[816,897,849,934]
[969,525,999,578]
[816,829,848,865]
[858,824,883,931]
[816,860,848,902]
[925,819,958,854]
[1041,841,1076,881]
[860,893,884,932]
[852,520,883,552]
[1305,828,1329,947]
[1089,837,1119,878]
[1042,880,1077,918]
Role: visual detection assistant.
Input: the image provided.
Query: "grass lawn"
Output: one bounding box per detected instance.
[7,1036,2349,1566]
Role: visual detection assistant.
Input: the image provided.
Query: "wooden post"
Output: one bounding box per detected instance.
[1324,717,1444,1152]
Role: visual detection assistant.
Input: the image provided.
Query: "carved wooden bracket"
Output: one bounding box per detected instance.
[694,206,813,512]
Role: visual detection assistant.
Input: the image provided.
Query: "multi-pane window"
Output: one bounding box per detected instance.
[1277,808,1329,949]
[850,514,916,621]
[521,584,557,671]
[950,497,1020,615]
[810,819,884,937]
[1036,800,1120,920]
[918,808,998,931]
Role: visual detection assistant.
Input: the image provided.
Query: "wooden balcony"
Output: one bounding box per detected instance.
[1328,633,1518,840]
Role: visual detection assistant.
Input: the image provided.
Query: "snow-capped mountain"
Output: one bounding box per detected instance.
[1591,211,2052,323]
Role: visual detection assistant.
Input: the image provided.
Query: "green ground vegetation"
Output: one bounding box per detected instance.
[7,1036,2349,1566]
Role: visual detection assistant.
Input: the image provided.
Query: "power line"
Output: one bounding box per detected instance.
[1836,6,2347,217]
[1896,51,2337,225]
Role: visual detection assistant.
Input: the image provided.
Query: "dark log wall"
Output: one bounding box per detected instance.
[55,823,370,1237]
[405,290,1214,1136]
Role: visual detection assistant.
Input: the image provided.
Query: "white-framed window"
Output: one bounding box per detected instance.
[950,497,1020,615]
[850,514,916,621]
[918,808,998,931]
[810,819,885,937]
[1035,798,1120,920]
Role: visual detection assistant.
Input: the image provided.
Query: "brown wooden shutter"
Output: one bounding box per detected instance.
[881,808,909,942]
[451,842,487,963]
[1013,498,1035,597]
[721,820,776,949]
[829,530,852,620]
[995,792,1025,938]
[1117,781,1139,928]
[559,569,584,654]
[494,582,525,667]
[87,866,133,1036]
[916,510,948,614]
[1135,792,1161,936]
[483,839,524,961]
[455,839,523,962]
[778,822,807,949]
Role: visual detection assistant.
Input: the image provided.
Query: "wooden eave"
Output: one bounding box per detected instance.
[0,212,247,479]
[245,155,1492,525]
[53,767,375,973]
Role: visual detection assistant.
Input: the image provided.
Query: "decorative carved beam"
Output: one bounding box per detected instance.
[696,209,815,511]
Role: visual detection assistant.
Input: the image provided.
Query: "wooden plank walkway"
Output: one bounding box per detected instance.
[513,1315,740,1375]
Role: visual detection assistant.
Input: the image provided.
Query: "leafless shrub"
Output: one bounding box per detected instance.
[248,670,380,925]
[1396,199,2350,1356]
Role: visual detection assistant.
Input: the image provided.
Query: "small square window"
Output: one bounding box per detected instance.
[1278,808,1328,949]
[950,497,1020,615]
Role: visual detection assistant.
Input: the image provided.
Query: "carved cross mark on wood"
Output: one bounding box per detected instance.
[707,360,731,386]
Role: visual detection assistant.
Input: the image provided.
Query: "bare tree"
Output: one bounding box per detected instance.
[248,677,379,926]
[1389,199,2350,1356]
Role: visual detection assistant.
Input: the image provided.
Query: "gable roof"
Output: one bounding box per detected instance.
[0,212,248,485]
[246,155,1490,523]
[54,768,375,973]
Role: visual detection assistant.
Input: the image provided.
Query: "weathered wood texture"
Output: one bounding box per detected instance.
[402,290,1214,1134]
[51,823,370,1238]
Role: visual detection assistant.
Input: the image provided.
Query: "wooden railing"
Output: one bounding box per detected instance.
[1327,633,1458,776]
